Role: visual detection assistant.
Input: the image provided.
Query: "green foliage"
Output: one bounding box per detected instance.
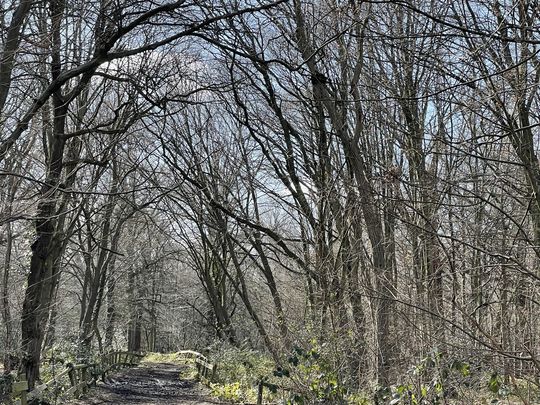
[41,346,79,383]
[346,392,372,404]
[143,352,182,364]
[375,350,475,405]
[143,352,194,365]
[373,351,532,404]
[208,345,277,403]
[273,341,348,404]
[33,346,84,402]
[487,373,510,397]
[210,381,242,401]
[213,346,274,385]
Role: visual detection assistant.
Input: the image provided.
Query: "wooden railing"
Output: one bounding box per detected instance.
[174,350,217,382]
[10,350,216,404]
[99,351,145,381]
[11,351,144,405]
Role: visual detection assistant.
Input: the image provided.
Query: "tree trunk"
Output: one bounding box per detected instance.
[127,265,142,353]
[20,139,65,387]
[105,272,116,349]
[2,218,14,373]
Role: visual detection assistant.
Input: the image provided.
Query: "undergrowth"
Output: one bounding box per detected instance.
[202,344,540,405]
[207,345,278,403]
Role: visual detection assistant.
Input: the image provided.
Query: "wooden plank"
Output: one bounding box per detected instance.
[25,365,73,401]
[177,350,202,357]
[27,384,46,401]
[44,367,71,384]
[177,350,205,364]
[12,378,29,405]
[64,385,78,397]
[64,380,87,398]
[73,363,88,370]
[12,381,28,392]
[195,358,215,370]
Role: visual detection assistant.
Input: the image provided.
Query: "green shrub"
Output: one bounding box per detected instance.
[210,381,242,401]
[207,345,277,403]
[346,392,372,404]
[272,340,349,404]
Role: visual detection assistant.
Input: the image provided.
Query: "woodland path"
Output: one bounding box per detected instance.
[69,363,224,405]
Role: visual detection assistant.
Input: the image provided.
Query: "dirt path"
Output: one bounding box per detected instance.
[70,363,224,405]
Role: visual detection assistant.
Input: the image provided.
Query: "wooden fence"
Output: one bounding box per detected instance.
[10,350,217,405]
[172,350,217,382]
[173,351,274,404]
[11,351,144,405]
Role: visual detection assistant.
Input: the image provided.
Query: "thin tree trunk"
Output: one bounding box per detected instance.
[2,220,14,373]
[105,272,116,349]
[127,265,142,353]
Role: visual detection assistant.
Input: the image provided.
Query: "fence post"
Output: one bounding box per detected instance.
[257,380,264,405]
[89,364,97,387]
[74,368,81,397]
[81,366,88,394]
[12,375,28,405]
[210,364,217,383]
[67,363,76,396]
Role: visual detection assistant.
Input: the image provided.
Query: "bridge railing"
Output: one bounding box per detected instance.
[173,350,217,382]
[11,350,215,404]
[99,351,144,381]
[11,351,144,405]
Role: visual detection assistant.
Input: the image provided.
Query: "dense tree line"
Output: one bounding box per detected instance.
[0,0,539,401]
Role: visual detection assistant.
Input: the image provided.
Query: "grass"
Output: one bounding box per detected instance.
[142,352,198,380]
[142,352,194,364]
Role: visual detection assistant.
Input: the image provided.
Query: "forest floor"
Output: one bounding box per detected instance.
[69,363,224,405]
